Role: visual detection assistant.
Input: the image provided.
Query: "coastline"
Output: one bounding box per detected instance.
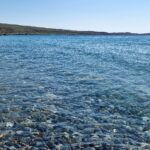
[0,23,150,36]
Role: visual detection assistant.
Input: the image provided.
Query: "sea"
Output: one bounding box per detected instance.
[0,35,150,149]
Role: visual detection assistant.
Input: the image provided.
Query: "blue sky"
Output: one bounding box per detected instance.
[0,0,150,33]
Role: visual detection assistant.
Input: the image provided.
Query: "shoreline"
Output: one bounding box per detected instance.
[0,33,150,36]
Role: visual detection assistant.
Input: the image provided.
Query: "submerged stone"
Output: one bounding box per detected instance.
[6,122,14,127]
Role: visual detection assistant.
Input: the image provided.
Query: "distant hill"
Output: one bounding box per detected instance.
[0,23,149,35]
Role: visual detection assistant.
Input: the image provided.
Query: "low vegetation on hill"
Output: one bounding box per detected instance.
[0,23,149,35]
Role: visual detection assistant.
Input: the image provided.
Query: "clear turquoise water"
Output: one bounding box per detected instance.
[0,35,150,149]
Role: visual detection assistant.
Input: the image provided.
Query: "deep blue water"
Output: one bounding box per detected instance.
[0,35,150,149]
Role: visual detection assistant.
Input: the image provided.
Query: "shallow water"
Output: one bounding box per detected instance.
[0,35,150,149]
